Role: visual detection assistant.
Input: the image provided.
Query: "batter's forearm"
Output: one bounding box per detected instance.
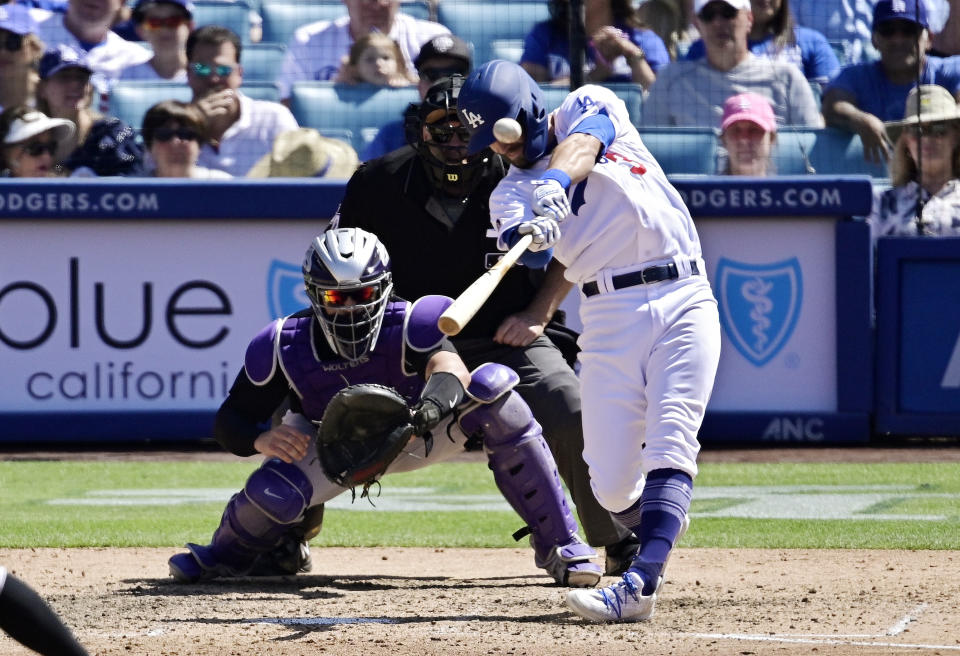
[547,133,605,184]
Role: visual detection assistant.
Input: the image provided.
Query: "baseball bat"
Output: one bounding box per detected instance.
[438,233,534,336]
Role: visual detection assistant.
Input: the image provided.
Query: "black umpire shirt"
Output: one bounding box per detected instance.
[335,146,543,339]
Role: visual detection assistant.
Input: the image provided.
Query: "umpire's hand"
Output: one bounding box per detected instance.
[254,425,310,463]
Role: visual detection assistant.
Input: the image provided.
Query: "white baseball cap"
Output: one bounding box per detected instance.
[3,111,75,146]
[694,0,751,15]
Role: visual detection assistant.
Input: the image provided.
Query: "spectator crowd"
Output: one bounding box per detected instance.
[0,0,959,234]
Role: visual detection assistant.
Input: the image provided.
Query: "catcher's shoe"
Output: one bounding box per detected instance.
[168,551,208,583]
[603,536,641,577]
[168,543,248,583]
[566,571,656,622]
[535,535,602,588]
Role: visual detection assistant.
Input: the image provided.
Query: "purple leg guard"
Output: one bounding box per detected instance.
[188,458,313,577]
[460,364,601,587]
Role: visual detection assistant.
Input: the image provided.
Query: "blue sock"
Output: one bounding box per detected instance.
[612,469,692,595]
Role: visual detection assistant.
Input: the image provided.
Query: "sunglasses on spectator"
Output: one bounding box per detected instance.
[419,66,468,83]
[191,62,235,77]
[426,123,471,144]
[319,286,378,306]
[21,141,58,157]
[153,127,200,143]
[698,2,739,22]
[906,123,954,138]
[1,31,24,52]
[142,15,189,30]
[876,21,922,38]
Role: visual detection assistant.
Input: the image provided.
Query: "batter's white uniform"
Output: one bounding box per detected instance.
[489,85,722,513]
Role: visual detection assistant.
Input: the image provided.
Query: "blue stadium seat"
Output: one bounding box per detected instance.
[109,81,281,129]
[261,1,431,45]
[774,128,889,177]
[288,82,419,153]
[437,1,550,67]
[192,0,253,44]
[637,127,719,175]
[241,42,286,82]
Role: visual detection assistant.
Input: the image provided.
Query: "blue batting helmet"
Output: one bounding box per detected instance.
[457,60,550,162]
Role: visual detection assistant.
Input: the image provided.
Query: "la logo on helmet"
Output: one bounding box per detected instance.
[462,110,485,128]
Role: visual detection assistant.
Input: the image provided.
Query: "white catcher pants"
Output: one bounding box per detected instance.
[578,275,721,513]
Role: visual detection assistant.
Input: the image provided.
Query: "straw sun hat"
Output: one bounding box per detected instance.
[885,85,960,142]
[247,129,359,179]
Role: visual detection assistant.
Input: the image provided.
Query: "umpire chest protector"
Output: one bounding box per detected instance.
[245,301,422,420]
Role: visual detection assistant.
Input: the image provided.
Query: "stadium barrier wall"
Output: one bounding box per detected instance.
[1,176,877,444]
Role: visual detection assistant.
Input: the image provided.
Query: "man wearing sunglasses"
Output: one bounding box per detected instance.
[362,33,472,161]
[117,0,193,82]
[185,25,297,176]
[0,3,45,113]
[823,0,960,164]
[643,0,822,128]
[336,75,644,584]
[277,0,449,103]
[34,0,151,105]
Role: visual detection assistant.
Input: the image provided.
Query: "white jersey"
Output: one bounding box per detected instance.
[35,14,151,97]
[490,85,703,285]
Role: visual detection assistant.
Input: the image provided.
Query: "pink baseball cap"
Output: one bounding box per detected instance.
[720,92,777,133]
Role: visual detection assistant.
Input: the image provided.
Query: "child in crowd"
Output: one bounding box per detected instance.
[336,32,416,86]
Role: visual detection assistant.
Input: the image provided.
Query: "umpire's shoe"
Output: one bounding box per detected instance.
[603,536,641,577]
[565,571,657,622]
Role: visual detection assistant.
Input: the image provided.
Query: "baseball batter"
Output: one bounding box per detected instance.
[457,61,722,622]
[167,228,600,588]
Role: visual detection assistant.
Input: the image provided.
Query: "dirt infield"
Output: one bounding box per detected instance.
[2,446,959,655]
[1,546,958,656]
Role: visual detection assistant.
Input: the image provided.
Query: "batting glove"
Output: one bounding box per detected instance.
[531,169,572,222]
[518,216,561,252]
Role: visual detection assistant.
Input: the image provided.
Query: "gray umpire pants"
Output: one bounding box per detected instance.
[452,335,633,548]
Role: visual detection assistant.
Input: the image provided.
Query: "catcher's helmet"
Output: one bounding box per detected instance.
[303,228,393,362]
[457,60,549,162]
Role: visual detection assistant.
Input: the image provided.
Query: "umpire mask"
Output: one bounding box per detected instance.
[409,75,487,197]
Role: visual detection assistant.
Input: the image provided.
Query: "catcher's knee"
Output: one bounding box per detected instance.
[459,363,535,444]
[245,458,313,524]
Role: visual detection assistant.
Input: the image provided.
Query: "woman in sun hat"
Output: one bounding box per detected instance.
[718,91,778,176]
[246,128,359,179]
[867,84,960,237]
[0,104,74,176]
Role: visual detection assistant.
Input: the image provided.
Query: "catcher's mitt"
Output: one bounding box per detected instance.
[317,383,416,490]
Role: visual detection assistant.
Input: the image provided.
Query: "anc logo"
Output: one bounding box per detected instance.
[266,259,308,319]
[715,257,802,367]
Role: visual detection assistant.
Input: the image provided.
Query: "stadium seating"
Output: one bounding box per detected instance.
[288,82,419,153]
[108,81,281,129]
[192,0,254,44]
[774,128,889,178]
[437,0,550,67]
[637,127,720,176]
[240,42,286,82]
[539,83,643,127]
[261,0,431,45]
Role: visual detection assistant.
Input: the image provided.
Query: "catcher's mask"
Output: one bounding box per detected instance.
[303,228,393,362]
[407,74,488,196]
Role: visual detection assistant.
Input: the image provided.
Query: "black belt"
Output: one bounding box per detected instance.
[581,261,700,297]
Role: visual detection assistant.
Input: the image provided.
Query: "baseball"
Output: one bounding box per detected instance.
[493,117,523,144]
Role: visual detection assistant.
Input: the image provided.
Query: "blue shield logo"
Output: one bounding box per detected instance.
[266,259,308,319]
[716,257,802,367]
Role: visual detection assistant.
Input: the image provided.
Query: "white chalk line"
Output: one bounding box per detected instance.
[687,602,957,652]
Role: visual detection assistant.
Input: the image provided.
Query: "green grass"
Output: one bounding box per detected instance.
[1,460,958,550]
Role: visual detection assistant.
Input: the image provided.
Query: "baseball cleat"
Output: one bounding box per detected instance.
[168,551,206,583]
[565,571,657,622]
[536,535,602,588]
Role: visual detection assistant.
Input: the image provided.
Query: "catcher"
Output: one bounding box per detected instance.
[168,227,602,587]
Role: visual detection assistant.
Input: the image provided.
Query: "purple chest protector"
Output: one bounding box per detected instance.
[273,302,422,420]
